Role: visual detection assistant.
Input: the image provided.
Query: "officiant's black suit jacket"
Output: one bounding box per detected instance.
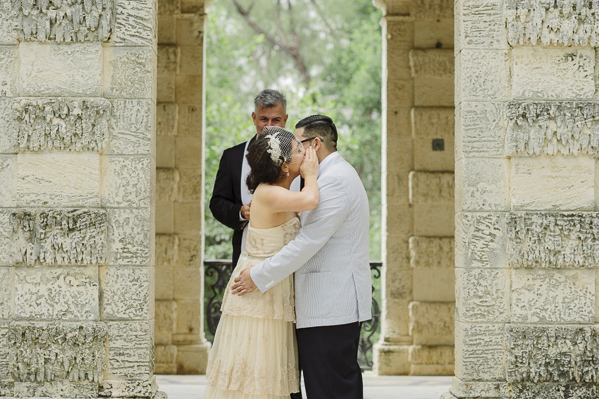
[209,140,250,267]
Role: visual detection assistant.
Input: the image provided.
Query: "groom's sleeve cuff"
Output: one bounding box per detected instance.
[250,261,276,293]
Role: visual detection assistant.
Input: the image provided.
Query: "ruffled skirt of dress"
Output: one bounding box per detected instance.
[205,253,300,398]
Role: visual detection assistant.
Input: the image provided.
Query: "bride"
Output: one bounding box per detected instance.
[205,126,320,398]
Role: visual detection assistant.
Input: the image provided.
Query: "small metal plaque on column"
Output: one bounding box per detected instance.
[432,139,445,151]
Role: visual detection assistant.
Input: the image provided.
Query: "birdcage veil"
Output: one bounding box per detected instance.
[260,126,302,165]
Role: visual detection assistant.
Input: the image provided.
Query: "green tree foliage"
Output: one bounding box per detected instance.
[204,0,382,261]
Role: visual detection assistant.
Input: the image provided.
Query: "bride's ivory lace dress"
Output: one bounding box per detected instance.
[205,217,300,398]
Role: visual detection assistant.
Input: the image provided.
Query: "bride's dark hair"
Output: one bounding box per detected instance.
[246,127,298,193]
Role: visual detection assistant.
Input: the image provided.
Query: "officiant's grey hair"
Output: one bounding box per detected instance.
[254,89,287,113]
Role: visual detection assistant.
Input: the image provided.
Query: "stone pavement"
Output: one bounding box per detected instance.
[156,373,453,399]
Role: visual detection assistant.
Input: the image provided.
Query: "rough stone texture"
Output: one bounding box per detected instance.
[0,156,16,207]
[101,266,151,320]
[0,322,10,378]
[104,47,155,99]
[14,381,98,398]
[10,209,107,266]
[506,383,598,399]
[102,156,152,207]
[17,153,101,207]
[455,158,509,212]
[155,300,176,345]
[8,322,107,383]
[456,50,509,102]
[456,102,506,159]
[450,377,505,398]
[412,107,454,171]
[455,0,506,50]
[106,321,153,379]
[409,345,454,374]
[13,98,110,152]
[157,168,179,202]
[0,268,12,319]
[410,49,454,78]
[10,0,115,42]
[508,212,599,269]
[157,102,178,136]
[109,99,153,155]
[112,0,155,46]
[512,48,595,100]
[455,268,509,323]
[99,376,157,398]
[506,0,599,46]
[15,267,99,320]
[20,43,102,97]
[411,0,453,19]
[507,102,599,156]
[409,172,454,204]
[0,99,17,152]
[507,325,599,383]
[409,302,454,346]
[455,323,504,381]
[512,269,594,323]
[0,46,18,96]
[456,213,507,269]
[108,209,151,266]
[510,157,595,211]
[409,237,453,269]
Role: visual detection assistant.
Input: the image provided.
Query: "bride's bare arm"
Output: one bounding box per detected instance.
[259,147,319,212]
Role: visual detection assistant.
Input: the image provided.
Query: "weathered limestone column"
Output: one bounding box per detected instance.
[374,0,455,375]
[155,0,210,374]
[0,0,160,398]
[447,0,599,398]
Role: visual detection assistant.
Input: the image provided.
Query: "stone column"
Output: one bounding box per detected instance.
[374,0,455,375]
[155,0,210,374]
[447,1,599,398]
[0,0,160,397]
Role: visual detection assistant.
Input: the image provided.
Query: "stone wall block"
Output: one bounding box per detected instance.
[455,268,509,323]
[106,321,153,379]
[102,156,152,207]
[11,0,115,42]
[109,99,153,155]
[506,0,599,46]
[0,323,10,379]
[155,344,177,364]
[99,376,157,398]
[10,209,107,266]
[157,135,175,168]
[385,172,410,205]
[414,20,454,49]
[410,49,454,78]
[450,378,505,398]
[8,322,107,384]
[179,45,203,76]
[157,168,180,202]
[413,268,455,302]
[0,212,15,266]
[0,2,17,44]
[409,345,454,369]
[455,212,507,269]
[0,268,12,319]
[386,137,413,172]
[409,171,454,204]
[508,212,599,269]
[108,209,151,265]
[387,108,412,139]
[156,200,174,234]
[178,168,202,202]
[411,107,455,136]
[510,157,595,211]
[384,18,414,49]
[177,343,210,374]
[17,153,101,207]
[0,46,18,96]
[157,73,175,102]
[507,325,599,383]
[113,0,156,46]
[175,137,202,169]
[175,75,203,104]
[455,0,506,50]
[373,343,410,375]
[411,0,453,20]
[455,158,509,212]
[511,269,594,323]
[15,267,99,320]
[174,202,202,234]
[155,300,177,345]
[175,299,202,335]
[13,98,110,153]
[0,156,15,207]
[173,267,202,300]
[506,384,598,399]
[414,77,454,107]
[176,235,201,268]
[413,204,454,237]
[456,50,509,102]
[158,45,178,74]
[507,102,599,157]
[178,103,202,137]
[176,15,204,47]
[512,48,595,100]
[104,47,155,99]
[409,237,454,269]
[386,48,412,81]
[387,79,414,109]
[455,102,506,159]
[20,43,102,97]
[101,266,152,320]
[381,298,411,340]
[455,322,505,381]
[0,99,16,152]
[409,302,454,345]
[156,234,179,266]
[157,102,178,136]
[412,107,454,171]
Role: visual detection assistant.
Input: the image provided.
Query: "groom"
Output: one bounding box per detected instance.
[232,115,372,399]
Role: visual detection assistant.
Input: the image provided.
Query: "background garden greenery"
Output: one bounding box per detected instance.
[204,0,383,261]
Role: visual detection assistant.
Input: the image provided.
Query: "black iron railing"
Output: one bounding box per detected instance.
[204,260,382,370]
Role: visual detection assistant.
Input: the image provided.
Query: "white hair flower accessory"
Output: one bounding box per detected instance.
[266,133,283,164]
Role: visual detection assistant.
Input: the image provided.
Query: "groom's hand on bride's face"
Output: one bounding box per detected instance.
[231,268,257,295]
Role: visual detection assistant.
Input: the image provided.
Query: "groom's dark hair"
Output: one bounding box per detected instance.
[295,115,337,151]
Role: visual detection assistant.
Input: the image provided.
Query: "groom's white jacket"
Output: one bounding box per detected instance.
[250,152,372,329]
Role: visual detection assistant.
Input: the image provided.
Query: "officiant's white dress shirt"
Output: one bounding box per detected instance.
[250,152,372,329]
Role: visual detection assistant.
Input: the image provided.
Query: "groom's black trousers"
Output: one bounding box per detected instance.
[296,322,363,399]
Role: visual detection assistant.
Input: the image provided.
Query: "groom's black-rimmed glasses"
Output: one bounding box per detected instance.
[300,137,324,143]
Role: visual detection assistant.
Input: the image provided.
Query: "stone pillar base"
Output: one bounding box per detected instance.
[445,377,504,399]
[176,343,211,374]
[373,343,410,375]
